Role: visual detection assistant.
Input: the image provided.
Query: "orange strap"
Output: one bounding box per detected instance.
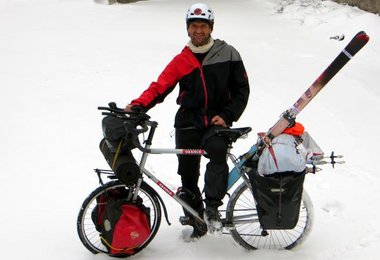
[282,122,305,136]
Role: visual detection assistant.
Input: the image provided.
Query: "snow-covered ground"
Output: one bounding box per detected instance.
[1,0,379,259]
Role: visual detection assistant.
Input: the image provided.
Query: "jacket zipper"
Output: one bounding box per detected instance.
[199,66,209,128]
[188,47,209,128]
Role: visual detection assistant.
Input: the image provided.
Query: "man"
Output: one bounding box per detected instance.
[125,3,250,238]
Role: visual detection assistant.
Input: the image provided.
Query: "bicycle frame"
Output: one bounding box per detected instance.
[80,104,324,253]
[134,120,256,223]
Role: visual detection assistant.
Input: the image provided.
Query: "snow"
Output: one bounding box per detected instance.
[1,0,379,259]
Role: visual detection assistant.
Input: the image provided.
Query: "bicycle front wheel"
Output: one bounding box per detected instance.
[76,180,162,256]
[226,182,313,250]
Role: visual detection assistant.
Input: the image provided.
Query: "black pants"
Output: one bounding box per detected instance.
[175,126,229,208]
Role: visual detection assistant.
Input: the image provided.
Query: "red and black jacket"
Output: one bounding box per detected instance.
[130,39,250,129]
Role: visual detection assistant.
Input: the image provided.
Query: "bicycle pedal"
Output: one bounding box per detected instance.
[224,222,235,231]
[179,216,193,226]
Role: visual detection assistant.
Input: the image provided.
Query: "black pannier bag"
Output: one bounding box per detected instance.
[248,169,306,230]
[100,116,141,185]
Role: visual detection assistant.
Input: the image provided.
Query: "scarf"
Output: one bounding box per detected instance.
[188,38,214,54]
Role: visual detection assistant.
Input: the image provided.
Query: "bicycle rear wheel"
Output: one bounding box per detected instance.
[226,182,313,250]
[77,180,161,256]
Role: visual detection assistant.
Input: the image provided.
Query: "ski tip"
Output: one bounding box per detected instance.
[355,31,370,43]
[345,31,370,57]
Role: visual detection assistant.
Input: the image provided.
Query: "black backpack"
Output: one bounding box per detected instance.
[248,169,306,230]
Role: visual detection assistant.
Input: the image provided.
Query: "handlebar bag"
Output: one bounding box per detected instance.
[102,115,138,152]
[248,169,306,230]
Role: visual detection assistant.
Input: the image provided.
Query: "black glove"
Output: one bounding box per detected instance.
[131,105,144,113]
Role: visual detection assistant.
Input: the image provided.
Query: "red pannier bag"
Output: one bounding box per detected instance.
[91,188,151,256]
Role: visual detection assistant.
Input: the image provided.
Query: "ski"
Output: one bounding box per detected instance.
[263,31,369,143]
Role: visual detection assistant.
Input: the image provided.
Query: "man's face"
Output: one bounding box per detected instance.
[187,20,213,47]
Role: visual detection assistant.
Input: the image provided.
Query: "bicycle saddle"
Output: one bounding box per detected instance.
[215,127,252,143]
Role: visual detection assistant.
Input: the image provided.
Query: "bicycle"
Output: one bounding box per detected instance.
[77,103,316,256]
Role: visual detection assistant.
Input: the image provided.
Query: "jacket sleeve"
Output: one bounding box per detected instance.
[220,57,250,125]
[130,57,181,111]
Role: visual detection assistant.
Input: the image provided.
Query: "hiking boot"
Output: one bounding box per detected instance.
[204,206,223,235]
[190,221,208,239]
[176,187,207,238]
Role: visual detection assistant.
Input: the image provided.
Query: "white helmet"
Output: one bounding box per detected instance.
[186,3,214,24]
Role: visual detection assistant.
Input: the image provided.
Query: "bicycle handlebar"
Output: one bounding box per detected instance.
[98,102,151,119]
[98,102,136,115]
[98,102,153,136]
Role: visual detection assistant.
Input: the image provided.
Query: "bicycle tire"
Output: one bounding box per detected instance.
[76,180,162,256]
[226,182,313,250]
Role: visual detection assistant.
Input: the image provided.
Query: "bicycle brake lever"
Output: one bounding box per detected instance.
[98,102,127,114]
[108,102,117,109]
